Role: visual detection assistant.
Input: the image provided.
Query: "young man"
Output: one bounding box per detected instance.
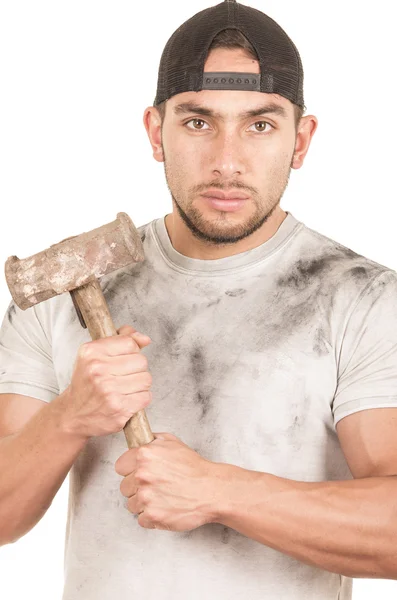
[1,1,397,599]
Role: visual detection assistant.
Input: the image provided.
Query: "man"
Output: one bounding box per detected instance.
[1,1,397,599]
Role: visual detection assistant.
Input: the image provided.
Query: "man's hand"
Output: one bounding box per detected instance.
[57,325,153,441]
[114,433,223,531]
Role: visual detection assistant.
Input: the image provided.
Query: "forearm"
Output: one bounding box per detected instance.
[213,464,397,579]
[0,390,88,546]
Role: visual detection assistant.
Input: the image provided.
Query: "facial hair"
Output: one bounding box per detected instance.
[162,146,294,247]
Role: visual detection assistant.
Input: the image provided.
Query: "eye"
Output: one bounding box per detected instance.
[248,121,273,133]
[185,118,210,130]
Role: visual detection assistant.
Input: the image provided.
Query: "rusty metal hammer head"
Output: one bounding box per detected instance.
[5,212,144,310]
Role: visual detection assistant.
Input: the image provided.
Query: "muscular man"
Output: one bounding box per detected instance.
[1,1,397,599]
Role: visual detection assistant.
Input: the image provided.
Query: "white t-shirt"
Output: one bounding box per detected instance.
[1,211,397,600]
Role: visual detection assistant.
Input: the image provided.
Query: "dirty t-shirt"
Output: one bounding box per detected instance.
[1,211,397,600]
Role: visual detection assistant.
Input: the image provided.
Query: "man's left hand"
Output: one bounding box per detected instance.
[114,432,225,531]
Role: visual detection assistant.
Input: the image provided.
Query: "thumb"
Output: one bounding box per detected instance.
[117,325,152,349]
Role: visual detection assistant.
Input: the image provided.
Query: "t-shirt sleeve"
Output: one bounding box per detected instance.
[332,269,397,426]
[0,299,59,402]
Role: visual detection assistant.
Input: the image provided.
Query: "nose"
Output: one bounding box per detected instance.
[210,129,247,178]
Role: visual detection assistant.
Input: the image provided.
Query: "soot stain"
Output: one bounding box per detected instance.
[101,267,148,316]
[277,245,368,292]
[159,316,181,358]
[225,288,247,298]
[277,257,329,290]
[196,391,211,419]
[262,248,381,356]
[313,327,329,357]
[190,346,212,419]
[191,347,205,378]
[101,271,126,299]
[7,304,16,324]
[221,526,231,544]
[67,306,79,328]
[350,265,367,277]
[207,298,221,308]
[285,396,311,450]
[140,232,146,243]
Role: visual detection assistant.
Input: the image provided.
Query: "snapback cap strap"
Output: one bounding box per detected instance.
[202,72,261,91]
[202,72,276,94]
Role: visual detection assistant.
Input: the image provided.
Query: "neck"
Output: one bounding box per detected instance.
[164,205,288,260]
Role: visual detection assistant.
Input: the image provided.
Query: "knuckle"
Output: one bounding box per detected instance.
[107,393,122,411]
[86,359,103,378]
[135,467,149,484]
[100,380,114,398]
[136,446,150,463]
[143,508,158,523]
[139,487,151,503]
[78,342,94,359]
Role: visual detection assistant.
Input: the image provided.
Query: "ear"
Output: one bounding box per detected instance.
[291,115,318,169]
[143,106,164,163]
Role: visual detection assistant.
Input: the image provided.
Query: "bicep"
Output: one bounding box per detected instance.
[336,407,397,478]
[0,393,47,439]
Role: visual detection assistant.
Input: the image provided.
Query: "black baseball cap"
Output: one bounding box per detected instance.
[153,0,305,110]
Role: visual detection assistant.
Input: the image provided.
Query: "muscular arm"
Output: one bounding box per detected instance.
[214,464,397,579]
[0,391,88,546]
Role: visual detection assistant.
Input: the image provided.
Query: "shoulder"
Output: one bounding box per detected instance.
[282,219,395,295]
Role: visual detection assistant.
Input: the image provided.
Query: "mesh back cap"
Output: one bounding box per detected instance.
[154,0,304,109]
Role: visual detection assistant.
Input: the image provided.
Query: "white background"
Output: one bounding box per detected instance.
[0,1,396,598]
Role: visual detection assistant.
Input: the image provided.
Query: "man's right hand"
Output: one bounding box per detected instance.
[56,325,153,440]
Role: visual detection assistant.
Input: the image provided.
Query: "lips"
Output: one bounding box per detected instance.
[201,190,249,200]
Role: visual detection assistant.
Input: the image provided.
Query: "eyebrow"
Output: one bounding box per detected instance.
[172,101,288,121]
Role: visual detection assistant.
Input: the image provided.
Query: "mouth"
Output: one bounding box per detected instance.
[201,190,250,201]
[200,192,248,212]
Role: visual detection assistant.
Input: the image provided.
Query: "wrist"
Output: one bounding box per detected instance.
[207,462,267,526]
[204,462,245,524]
[49,388,90,444]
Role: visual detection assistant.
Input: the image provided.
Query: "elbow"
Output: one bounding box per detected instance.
[0,513,24,547]
[0,529,19,547]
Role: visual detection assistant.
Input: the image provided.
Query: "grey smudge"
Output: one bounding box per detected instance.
[313,327,329,357]
[196,390,211,420]
[7,304,16,324]
[207,298,221,308]
[221,526,231,544]
[190,346,212,419]
[277,257,329,290]
[225,288,247,298]
[350,266,368,279]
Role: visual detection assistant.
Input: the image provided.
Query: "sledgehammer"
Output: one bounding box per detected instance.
[4,212,154,448]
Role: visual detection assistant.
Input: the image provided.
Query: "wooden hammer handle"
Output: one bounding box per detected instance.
[70,279,154,449]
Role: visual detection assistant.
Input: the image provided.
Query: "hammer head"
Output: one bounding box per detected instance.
[5,212,144,310]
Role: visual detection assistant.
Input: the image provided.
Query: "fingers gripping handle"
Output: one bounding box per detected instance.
[70,279,154,448]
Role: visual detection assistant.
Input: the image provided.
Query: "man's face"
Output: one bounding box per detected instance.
[159,48,298,245]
